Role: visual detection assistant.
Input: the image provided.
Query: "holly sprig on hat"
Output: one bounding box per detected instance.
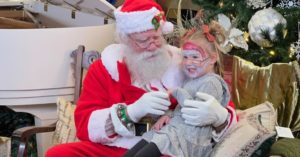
[151,12,165,30]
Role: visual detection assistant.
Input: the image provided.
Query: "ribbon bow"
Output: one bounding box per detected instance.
[202,25,216,42]
[217,14,248,53]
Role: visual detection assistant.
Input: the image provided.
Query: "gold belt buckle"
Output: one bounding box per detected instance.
[134,116,155,136]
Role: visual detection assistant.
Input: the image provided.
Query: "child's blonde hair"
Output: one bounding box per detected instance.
[181,21,226,76]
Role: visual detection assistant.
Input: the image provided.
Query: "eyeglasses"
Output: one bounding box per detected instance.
[128,29,164,50]
[130,35,163,49]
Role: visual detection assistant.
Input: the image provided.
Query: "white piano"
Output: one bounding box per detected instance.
[0,0,116,156]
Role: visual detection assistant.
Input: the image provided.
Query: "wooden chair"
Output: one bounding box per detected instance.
[11,45,100,157]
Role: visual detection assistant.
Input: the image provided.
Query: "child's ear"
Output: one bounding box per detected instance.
[209,53,218,64]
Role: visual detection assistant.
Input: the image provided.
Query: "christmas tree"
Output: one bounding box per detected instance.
[165,0,300,66]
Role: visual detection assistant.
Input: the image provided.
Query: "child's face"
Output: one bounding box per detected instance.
[182,41,216,78]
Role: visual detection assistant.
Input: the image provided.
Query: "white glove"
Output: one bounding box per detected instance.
[127,91,171,122]
[181,92,228,127]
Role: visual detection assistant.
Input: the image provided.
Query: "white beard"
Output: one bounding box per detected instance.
[124,45,171,84]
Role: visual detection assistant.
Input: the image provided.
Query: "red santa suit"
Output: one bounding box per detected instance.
[46,44,237,157]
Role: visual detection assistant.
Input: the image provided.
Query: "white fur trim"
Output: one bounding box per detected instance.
[101,44,125,81]
[88,108,117,143]
[114,7,160,34]
[106,136,142,149]
[87,105,142,148]
[110,104,135,137]
[227,105,238,127]
[162,21,174,34]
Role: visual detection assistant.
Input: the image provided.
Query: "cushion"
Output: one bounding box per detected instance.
[52,97,79,145]
[0,136,11,157]
[270,138,300,157]
[211,101,277,157]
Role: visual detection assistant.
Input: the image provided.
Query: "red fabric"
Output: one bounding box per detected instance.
[74,60,147,141]
[228,100,235,109]
[45,141,170,157]
[121,0,163,12]
[168,94,178,110]
[45,141,127,157]
[228,100,239,121]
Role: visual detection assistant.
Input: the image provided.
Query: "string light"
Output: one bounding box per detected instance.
[283,29,288,38]
[244,32,250,42]
[219,1,224,8]
[289,46,295,53]
[269,50,276,56]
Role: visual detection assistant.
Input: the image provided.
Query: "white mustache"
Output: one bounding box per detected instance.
[138,50,161,60]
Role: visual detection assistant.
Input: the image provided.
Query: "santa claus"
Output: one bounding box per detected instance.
[46,0,236,156]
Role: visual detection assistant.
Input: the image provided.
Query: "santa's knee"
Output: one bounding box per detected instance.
[45,144,76,157]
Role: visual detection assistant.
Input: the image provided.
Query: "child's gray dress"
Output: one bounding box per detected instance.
[143,73,230,157]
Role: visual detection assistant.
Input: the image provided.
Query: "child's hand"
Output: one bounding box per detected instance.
[167,89,174,95]
[152,115,171,131]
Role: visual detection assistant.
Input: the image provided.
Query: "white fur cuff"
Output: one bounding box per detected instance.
[88,109,116,143]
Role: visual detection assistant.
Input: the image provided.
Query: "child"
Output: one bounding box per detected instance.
[124,21,230,157]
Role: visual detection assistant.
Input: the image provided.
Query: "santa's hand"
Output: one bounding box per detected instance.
[127,91,170,122]
[181,92,228,127]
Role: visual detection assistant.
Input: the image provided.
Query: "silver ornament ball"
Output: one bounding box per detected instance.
[248,8,287,47]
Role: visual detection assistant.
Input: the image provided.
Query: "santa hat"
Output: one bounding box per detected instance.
[114,0,173,34]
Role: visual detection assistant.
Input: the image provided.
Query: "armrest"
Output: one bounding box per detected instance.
[12,122,56,157]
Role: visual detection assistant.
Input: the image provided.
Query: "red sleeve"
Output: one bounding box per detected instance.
[228,100,239,122]
[74,60,115,141]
